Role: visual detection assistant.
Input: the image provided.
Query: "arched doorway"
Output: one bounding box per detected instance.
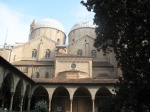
[73,87,92,112]
[95,87,112,112]
[30,86,49,110]
[12,79,24,111]
[51,86,70,112]
[1,73,14,110]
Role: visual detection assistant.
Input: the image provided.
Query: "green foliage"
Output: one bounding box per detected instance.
[33,100,48,112]
[82,0,150,112]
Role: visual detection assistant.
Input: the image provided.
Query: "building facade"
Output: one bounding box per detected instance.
[0,18,121,112]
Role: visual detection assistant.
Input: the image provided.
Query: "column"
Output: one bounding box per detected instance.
[1,98,4,110]
[20,96,24,112]
[48,98,51,112]
[70,99,73,112]
[92,99,95,112]
[27,96,31,111]
[0,93,3,109]
[9,92,14,111]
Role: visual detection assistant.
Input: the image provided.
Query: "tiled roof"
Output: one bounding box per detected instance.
[12,60,54,66]
[32,77,118,84]
[92,61,114,67]
[0,56,34,83]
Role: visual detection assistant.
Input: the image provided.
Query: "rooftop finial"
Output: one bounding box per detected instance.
[30,19,35,31]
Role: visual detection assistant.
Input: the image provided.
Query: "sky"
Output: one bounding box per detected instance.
[0,0,94,46]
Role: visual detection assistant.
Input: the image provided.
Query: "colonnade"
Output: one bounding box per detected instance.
[46,98,96,112]
[0,70,115,112]
[0,82,114,112]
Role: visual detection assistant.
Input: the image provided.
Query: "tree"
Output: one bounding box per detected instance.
[33,100,48,112]
[81,0,150,111]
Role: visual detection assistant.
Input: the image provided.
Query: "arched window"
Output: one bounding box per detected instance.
[77,50,83,56]
[36,72,40,78]
[91,50,97,59]
[57,39,60,43]
[45,72,49,78]
[45,49,50,58]
[32,49,37,58]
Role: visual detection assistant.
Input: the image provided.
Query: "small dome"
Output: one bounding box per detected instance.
[33,18,65,33]
[70,20,96,32]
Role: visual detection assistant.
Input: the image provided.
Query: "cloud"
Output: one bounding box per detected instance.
[0,2,33,46]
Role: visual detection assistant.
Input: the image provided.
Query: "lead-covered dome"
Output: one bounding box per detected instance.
[34,18,65,33]
[70,20,96,32]
[29,18,66,44]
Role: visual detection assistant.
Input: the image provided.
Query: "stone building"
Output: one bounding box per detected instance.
[0,18,120,112]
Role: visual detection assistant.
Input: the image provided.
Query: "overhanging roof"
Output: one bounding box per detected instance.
[12,60,54,66]
[0,56,34,84]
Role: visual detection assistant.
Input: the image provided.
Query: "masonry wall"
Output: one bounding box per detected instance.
[29,28,66,45]
[10,37,57,62]
[68,28,96,43]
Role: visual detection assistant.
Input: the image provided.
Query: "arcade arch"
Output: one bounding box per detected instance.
[73,86,92,112]
[1,73,14,110]
[95,87,112,112]
[12,79,24,111]
[30,86,49,110]
[51,86,70,112]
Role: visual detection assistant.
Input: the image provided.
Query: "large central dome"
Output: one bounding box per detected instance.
[34,18,65,33]
[70,20,96,32]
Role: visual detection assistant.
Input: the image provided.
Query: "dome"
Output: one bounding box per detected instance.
[70,20,96,32]
[33,18,65,33]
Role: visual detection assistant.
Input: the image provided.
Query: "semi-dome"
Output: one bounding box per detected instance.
[70,20,96,32]
[33,18,65,33]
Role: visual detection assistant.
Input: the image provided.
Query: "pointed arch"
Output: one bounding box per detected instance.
[30,86,49,110]
[91,50,97,59]
[73,86,92,112]
[1,72,14,109]
[13,79,24,111]
[77,49,83,56]
[95,87,112,112]
[51,86,70,112]
[32,49,37,58]
[45,49,51,58]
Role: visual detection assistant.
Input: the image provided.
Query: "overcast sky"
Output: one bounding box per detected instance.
[0,0,94,46]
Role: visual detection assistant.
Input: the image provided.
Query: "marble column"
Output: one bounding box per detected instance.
[92,99,95,112]
[70,99,73,112]
[9,92,14,111]
[27,96,31,111]
[49,98,51,112]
